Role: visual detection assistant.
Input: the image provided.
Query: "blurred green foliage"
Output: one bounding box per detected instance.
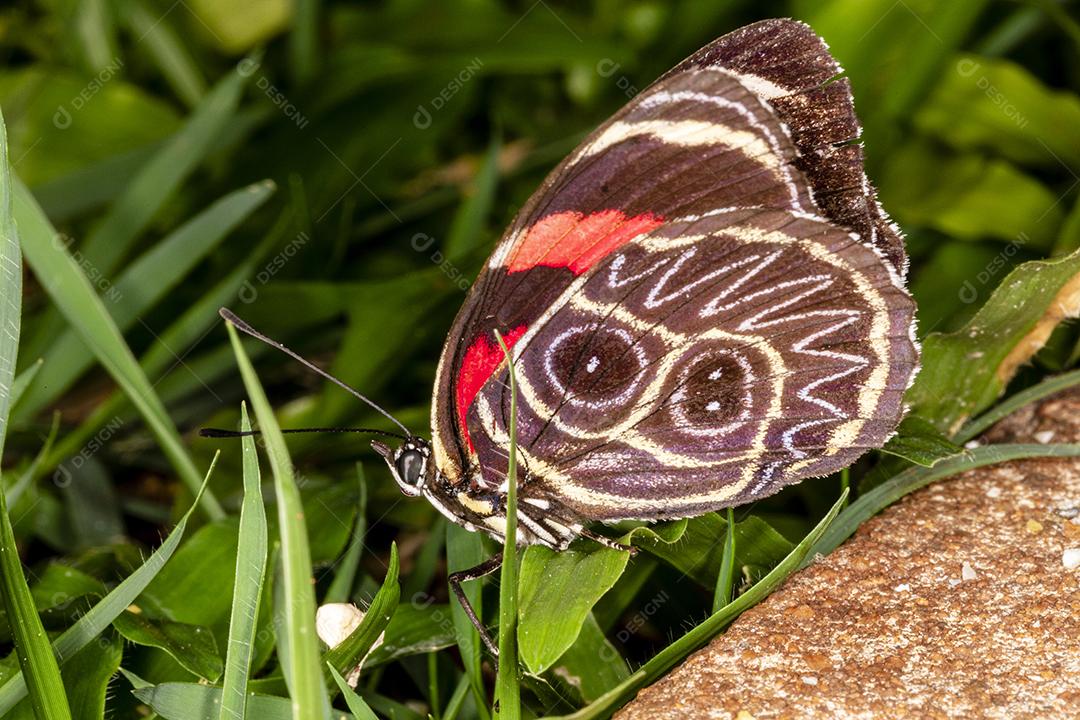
[1,0,1079,717]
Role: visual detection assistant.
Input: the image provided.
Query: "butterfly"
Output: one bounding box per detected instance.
[216,18,918,656]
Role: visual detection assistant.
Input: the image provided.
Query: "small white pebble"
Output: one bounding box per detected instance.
[948,578,961,587]
[1033,430,1055,444]
[316,603,364,648]
[986,486,1002,498]
[801,675,819,685]
[962,562,977,581]
[1057,506,1079,519]
[893,583,911,592]
[1064,548,1080,570]
[316,603,384,687]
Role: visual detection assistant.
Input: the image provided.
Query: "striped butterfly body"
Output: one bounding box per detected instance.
[372,18,918,556]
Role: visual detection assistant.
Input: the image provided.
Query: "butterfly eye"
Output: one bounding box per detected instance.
[395,450,425,486]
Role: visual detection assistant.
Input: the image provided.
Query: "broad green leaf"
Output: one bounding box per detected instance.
[0,68,178,187]
[226,319,328,718]
[916,54,1080,169]
[881,141,1063,249]
[517,543,629,674]
[113,611,223,680]
[0,106,72,720]
[219,403,268,720]
[908,240,1008,332]
[554,490,848,720]
[636,514,793,588]
[29,564,104,608]
[0,458,214,714]
[138,520,238,641]
[909,249,1080,434]
[0,632,122,719]
[14,182,225,519]
[364,602,457,667]
[188,0,290,53]
[62,632,121,720]
[15,180,274,419]
[546,613,628,704]
[880,415,964,466]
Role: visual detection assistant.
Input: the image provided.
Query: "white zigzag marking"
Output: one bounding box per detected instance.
[642,247,778,310]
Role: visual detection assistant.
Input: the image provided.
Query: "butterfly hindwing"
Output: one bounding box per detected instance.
[468,208,916,519]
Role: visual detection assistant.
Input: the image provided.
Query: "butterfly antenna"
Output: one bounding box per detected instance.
[200,427,408,440]
[219,307,412,437]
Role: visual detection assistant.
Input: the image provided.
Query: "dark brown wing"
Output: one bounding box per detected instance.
[661,18,906,274]
[429,19,909,491]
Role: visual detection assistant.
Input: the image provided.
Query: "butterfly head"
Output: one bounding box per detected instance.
[372,437,434,497]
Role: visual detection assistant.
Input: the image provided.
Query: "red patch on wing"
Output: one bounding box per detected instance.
[456,325,527,450]
[507,210,664,275]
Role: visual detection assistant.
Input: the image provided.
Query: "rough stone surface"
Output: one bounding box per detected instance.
[615,390,1080,720]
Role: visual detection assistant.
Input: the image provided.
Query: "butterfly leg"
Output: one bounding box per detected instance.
[578,527,638,555]
[448,552,503,658]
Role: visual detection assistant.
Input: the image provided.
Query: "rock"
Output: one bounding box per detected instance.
[615,388,1080,720]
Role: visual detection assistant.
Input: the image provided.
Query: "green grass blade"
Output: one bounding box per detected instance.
[78,62,251,277]
[225,319,328,720]
[16,180,274,419]
[329,665,378,720]
[493,331,519,720]
[712,508,736,613]
[325,465,368,604]
[14,182,224,520]
[0,455,217,715]
[551,489,848,720]
[9,359,42,410]
[324,543,399,687]
[808,443,1080,560]
[0,111,18,455]
[0,106,73,720]
[955,369,1080,443]
[37,210,293,479]
[445,134,501,262]
[290,0,319,84]
[219,403,268,720]
[445,523,490,720]
[121,0,207,107]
